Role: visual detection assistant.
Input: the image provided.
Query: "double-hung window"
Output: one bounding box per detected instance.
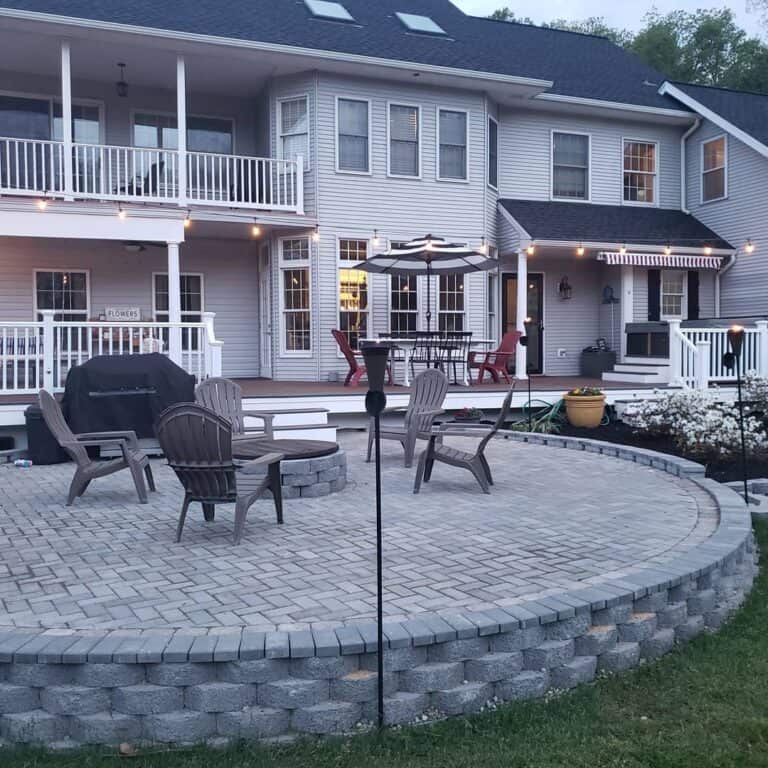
[623,140,657,204]
[154,273,204,350]
[35,270,89,322]
[488,117,499,188]
[338,239,369,349]
[388,104,420,177]
[337,98,370,173]
[660,271,686,319]
[552,132,589,200]
[390,276,418,334]
[702,136,727,202]
[439,274,465,331]
[280,238,312,354]
[278,96,309,167]
[438,109,468,181]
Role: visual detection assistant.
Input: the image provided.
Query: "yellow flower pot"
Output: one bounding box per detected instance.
[564,394,606,428]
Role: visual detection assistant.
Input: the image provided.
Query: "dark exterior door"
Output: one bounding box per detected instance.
[502,273,543,374]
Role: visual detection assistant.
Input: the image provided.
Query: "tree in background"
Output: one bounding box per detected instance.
[490,7,768,93]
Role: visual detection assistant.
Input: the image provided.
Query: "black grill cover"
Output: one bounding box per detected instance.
[62,354,195,438]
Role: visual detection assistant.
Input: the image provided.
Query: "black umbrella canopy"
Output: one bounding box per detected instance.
[354,235,498,275]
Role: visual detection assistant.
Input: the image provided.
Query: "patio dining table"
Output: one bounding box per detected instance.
[363,336,496,387]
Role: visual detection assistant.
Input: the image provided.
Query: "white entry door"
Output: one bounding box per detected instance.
[259,245,273,379]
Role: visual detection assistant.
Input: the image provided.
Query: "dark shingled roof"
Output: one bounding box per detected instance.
[0,0,685,110]
[499,199,732,249]
[671,81,768,150]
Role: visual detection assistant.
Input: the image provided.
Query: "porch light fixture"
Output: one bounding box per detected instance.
[576,244,585,257]
[745,239,756,254]
[526,243,535,256]
[183,211,192,229]
[372,229,380,248]
[558,275,573,301]
[312,226,320,243]
[115,63,129,99]
[251,222,261,237]
[117,204,127,220]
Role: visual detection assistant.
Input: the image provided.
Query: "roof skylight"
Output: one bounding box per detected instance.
[396,12,447,35]
[305,0,354,22]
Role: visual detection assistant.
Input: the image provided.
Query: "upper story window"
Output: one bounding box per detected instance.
[488,116,499,189]
[278,96,309,167]
[337,98,370,174]
[623,140,657,205]
[438,109,468,181]
[552,132,589,200]
[702,135,727,202]
[388,104,420,178]
[133,113,233,154]
[396,12,447,35]
[305,0,354,22]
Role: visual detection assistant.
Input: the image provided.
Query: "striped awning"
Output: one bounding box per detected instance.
[598,252,723,269]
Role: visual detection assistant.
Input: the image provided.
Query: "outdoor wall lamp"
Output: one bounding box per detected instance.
[558,275,573,301]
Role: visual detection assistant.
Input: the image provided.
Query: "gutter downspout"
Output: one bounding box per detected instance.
[680,117,701,213]
[715,251,738,318]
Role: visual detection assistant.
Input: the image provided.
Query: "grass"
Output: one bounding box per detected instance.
[5,520,767,768]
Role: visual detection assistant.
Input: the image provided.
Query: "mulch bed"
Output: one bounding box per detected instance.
[558,421,768,484]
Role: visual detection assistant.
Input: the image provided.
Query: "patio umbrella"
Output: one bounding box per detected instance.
[353,235,498,331]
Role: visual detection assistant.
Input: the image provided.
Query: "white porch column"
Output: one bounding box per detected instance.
[167,241,182,364]
[176,56,187,207]
[60,42,74,199]
[620,265,634,361]
[515,249,528,380]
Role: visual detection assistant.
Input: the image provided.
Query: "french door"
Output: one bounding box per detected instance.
[502,273,544,374]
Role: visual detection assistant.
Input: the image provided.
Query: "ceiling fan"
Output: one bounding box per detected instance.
[122,241,165,253]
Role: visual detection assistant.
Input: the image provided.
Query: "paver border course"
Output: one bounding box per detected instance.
[0,434,757,747]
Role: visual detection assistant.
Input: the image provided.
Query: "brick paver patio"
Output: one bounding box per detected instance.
[0,431,717,631]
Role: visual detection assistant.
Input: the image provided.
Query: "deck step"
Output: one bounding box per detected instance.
[244,409,328,427]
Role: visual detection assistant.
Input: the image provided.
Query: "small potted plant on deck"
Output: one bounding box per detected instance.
[563,386,606,428]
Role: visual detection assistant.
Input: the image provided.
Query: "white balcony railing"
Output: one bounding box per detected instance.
[0,137,304,213]
[669,320,768,389]
[0,311,223,395]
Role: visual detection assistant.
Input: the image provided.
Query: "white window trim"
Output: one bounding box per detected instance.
[701,133,728,204]
[334,96,372,176]
[386,101,422,180]
[151,272,205,321]
[33,268,91,320]
[131,109,237,153]
[436,106,470,183]
[276,94,311,171]
[277,236,313,358]
[336,235,371,354]
[621,137,660,207]
[550,129,592,203]
[487,115,499,191]
[660,270,688,321]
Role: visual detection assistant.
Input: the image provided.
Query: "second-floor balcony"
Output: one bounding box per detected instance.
[0,136,304,213]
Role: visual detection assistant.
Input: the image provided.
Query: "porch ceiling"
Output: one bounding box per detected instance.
[499,199,733,252]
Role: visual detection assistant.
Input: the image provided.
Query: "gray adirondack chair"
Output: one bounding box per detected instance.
[413,384,516,495]
[157,403,283,545]
[38,389,155,505]
[195,377,275,440]
[367,368,448,468]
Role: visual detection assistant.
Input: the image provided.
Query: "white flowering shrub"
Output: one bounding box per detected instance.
[745,372,768,413]
[623,389,767,461]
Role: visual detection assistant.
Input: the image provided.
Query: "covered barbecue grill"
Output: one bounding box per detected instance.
[62,354,195,438]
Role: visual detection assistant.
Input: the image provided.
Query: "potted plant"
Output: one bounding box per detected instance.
[563,387,606,428]
[454,406,484,423]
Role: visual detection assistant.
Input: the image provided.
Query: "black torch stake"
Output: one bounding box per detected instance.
[723,325,749,504]
[360,342,391,728]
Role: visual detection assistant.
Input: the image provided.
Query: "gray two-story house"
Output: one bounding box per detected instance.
[0,0,763,395]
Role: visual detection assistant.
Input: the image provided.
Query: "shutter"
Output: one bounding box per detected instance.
[687,271,700,320]
[647,269,661,321]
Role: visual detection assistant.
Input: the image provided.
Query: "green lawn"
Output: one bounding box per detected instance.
[6,520,767,768]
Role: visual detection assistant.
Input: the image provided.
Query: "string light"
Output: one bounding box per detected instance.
[745,239,755,254]
[576,243,585,257]
[312,226,320,243]
[251,221,261,237]
[664,244,672,256]
[183,211,192,229]
[36,198,48,211]
[526,243,535,256]
[619,244,627,255]
[704,246,712,256]
[117,204,127,220]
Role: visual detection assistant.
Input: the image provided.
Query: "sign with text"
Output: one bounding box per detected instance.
[105,307,141,322]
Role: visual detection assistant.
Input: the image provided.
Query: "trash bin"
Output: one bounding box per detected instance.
[580,349,617,378]
[24,405,68,465]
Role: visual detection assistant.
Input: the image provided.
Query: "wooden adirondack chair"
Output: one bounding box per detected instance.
[157,403,283,544]
[413,384,516,495]
[38,389,155,506]
[468,331,522,384]
[195,377,275,440]
[332,329,394,387]
[367,368,449,467]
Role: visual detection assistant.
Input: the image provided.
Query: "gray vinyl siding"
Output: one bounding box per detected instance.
[0,236,261,378]
[497,108,683,208]
[685,119,768,316]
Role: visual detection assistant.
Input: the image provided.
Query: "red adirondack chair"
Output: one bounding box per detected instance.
[468,331,522,384]
[332,329,394,387]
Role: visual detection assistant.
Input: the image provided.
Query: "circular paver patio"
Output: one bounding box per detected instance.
[0,431,717,631]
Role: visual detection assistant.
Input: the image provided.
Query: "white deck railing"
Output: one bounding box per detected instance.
[0,137,65,196]
[669,319,768,389]
[0,311,223,395]
[0,136,304,213]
